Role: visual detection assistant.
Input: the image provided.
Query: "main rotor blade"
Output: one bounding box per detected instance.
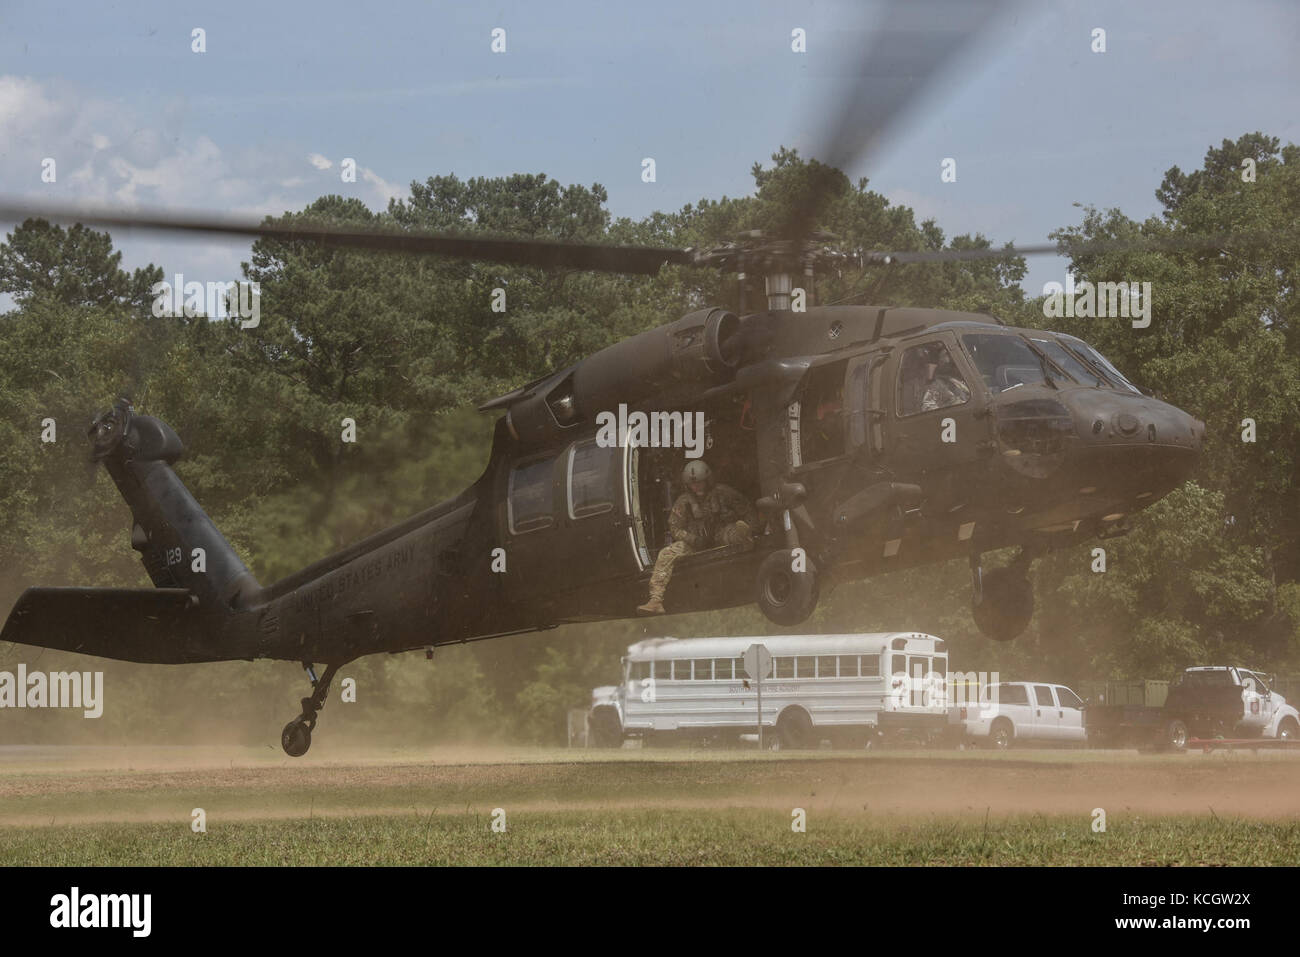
[791,0,1023,239]
[864,229,1279,264]
[0,200,696,276]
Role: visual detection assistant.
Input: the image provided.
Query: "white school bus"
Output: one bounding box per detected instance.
[600,633,950,749]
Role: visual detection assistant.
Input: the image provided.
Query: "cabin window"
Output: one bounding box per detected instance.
[817,656,838,678]
[567,439,616,519]
[507,458,555,534]
[898,341,971,416]
[798,360,848,462]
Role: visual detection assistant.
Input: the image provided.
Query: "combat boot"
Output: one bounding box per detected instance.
[637,596,665,615]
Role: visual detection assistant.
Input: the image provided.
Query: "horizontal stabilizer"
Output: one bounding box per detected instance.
[1,587,200,664]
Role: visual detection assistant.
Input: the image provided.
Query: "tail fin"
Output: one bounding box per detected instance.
[89,399,260,611]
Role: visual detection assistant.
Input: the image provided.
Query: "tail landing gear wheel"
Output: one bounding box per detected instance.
[281,719,312,757]
[280,662,341,757]
[756,550,819,626]
[972,567,1034,642]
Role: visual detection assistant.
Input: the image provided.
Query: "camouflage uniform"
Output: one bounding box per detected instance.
[645,484,756,602]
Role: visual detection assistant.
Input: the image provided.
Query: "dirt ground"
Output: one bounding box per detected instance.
[1,744,1297,827]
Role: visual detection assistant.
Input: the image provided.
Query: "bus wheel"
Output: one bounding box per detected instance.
[589,710,622,748]
[776,709,815,750]
[756,550,819,626]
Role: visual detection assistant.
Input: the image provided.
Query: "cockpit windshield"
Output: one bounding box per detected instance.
[1027,337,1106,387]
[963,332,1141,394]
[1057,336,1142,394]
[961,334,1048,393]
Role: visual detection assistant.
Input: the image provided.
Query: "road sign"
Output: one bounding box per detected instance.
[744,643,772,751]
[743,643,772,681]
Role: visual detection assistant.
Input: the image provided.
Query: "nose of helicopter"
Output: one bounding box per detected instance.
[991,388,1203,516]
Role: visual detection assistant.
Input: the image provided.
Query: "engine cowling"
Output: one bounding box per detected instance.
[503,307,741,447]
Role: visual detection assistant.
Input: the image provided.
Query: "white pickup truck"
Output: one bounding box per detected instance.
[952,681,1087,749]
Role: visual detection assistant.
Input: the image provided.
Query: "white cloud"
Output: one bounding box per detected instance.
[0,75,404,285]
[361,166,403,206]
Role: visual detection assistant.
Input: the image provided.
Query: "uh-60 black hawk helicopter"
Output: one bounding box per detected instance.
[0,1,1217,755]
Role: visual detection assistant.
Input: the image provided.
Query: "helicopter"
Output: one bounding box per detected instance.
[0,1,1219,756]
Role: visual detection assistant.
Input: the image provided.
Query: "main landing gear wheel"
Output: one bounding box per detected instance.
[756,549,819,626]
[971,566,1034,642]
[280,662,342,757]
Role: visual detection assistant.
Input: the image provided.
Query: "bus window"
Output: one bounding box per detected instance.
[931,656,947,677]
[673,661,691,680]
[731,657,744,680]
[715,659,733,680]
[817,656,838,678]
[795,656,814,679]
[862,654,880,677]
[654,660,671,681]
[630,661,650,681]
[837,655,858,677]
[693,659,712,681]
[775,657,794,679]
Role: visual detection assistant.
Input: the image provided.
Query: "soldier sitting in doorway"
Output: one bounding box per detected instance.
[637,459,756,615]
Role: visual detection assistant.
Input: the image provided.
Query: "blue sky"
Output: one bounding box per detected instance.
[1,0,1297,306]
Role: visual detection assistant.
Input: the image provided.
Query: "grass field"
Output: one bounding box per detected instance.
[2,745,1298,865]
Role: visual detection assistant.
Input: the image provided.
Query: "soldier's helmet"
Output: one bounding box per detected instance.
[682,460,712,487]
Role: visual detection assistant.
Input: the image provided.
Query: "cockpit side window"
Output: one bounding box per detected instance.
[898,341,971,416]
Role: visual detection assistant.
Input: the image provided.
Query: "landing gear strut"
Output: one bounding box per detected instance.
[281,661,341,757]
[970,550,1035,642]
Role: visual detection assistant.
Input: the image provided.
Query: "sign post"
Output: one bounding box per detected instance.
[743,643,773,750]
